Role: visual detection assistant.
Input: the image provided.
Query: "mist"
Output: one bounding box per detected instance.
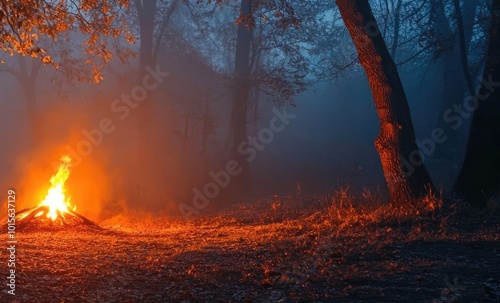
[0,0,492,220]
[2,1,500,302]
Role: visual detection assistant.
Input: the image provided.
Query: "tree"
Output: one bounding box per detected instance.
[134,0,180,73]
[181,0,305,197]
[230,0,254,195]
[0,55,41,143]
[116,0,181,204]
[335,0,435,206]
[389,0,403,59]
[0,0,133,81]
[428,0,480,184]
[135,0,157,74]
[0,0,135,146]
[454,0,500,208]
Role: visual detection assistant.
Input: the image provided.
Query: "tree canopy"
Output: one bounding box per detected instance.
[0,0,135,81]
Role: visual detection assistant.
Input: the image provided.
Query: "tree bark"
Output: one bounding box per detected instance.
[336,0,435,206]
[230,0,253,196]
[454,0,500,208]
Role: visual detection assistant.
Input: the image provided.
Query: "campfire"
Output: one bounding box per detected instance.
[14,156,100,230]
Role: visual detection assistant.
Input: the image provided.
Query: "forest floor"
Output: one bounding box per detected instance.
[3,194,500,303]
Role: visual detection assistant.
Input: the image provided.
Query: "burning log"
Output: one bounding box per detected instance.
[13,206,101,230]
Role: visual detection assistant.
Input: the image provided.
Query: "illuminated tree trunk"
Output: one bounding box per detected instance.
[336,0,435,206]
[454,0,500,208]
[231,0,253,196]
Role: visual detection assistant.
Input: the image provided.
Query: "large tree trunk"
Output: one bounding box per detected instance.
[230,0,253,196]
[454,0,500,208]
[336,0,435,206]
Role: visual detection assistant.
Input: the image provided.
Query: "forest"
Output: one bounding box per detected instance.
[0,0,499,302]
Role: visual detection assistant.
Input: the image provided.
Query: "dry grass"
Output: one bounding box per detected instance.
[3,190,500,302]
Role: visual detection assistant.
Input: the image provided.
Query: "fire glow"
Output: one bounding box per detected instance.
[14,155,100,229]
[38,155,76,221]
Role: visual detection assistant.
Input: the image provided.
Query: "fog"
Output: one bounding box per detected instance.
[0,0,489,219]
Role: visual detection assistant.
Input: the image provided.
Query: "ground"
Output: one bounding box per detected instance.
[2,195,500,303]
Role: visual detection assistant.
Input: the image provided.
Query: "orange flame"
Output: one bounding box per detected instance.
[38,155,76,220]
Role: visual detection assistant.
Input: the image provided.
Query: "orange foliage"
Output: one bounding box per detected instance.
[0,0,135,82]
